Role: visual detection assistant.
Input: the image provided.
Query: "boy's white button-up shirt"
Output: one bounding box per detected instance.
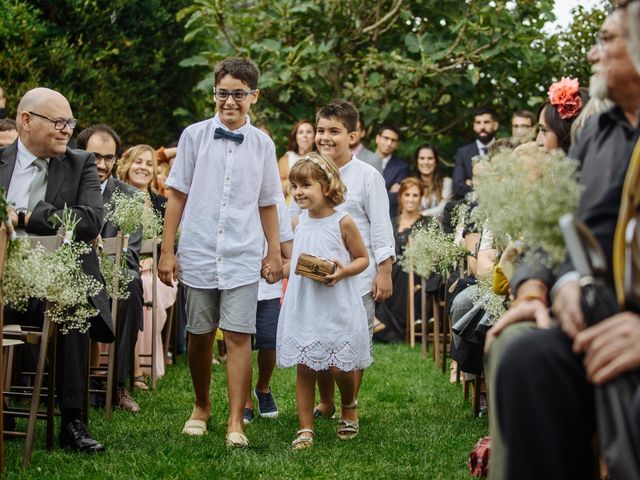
[289,156,396,296]
[166,113,281,290]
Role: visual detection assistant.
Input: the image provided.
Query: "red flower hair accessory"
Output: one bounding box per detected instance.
[548,77,582,120]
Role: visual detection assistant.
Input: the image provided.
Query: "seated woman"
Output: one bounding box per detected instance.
[414,144,452,219]
[116,144,177,384]
[277,120,315,204]
[374,177,425,343]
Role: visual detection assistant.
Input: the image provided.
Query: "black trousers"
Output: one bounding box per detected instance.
[6,300,88,411]
[116,272,142,386]
[496,326,598,480]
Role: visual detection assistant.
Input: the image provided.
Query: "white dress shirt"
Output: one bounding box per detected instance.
[166,113,281,290]
[289,155,396,296]
[381,155,391,172]
[7,139,48,210]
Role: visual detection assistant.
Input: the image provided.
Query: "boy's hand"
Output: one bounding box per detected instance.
[262,250,283,284]
[324,260,346,286]
[372,270,392,302]
[158,251,179,286]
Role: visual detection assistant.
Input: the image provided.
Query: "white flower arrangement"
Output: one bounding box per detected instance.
[471,146,583,269]
[472,275,508,323]
[98,251,133,300]
[402,218,470,278]
[105,189,162,241]
[3,237,102,334]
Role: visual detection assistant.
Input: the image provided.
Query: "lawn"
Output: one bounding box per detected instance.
[3,343,487,479]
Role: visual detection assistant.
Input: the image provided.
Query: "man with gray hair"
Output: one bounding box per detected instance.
[0,87,111,453]
[488,2,640,478]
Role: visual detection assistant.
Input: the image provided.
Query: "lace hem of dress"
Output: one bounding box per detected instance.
[277,338,372,372]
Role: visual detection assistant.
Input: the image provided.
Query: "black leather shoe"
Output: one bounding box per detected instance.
[59,419,106,453]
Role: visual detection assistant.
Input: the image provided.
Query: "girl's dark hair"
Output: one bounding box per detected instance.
[538,87,590,153]
[287,120,315,153]
[413,144,444,202]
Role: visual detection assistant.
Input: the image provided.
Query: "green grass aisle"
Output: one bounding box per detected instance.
[3,344,487,479]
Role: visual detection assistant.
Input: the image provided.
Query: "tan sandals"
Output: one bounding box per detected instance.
[337,401,359,440]
[291,429,315,449]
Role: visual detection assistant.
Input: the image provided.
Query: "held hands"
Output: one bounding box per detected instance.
[573,312,640,384]
[261,250,283,285]
[158,251,179,287]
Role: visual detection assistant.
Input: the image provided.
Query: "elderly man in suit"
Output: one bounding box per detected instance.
[375,124,409,217]
[77,124,143,413]
[452,106,499,199]
[1,87,112,453]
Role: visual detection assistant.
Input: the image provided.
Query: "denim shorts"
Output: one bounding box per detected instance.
[184,282,258,335]
[253,298,280,350]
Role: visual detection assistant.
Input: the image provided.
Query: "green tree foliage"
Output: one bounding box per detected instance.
[178,0,603,162]
[0,0,206,146]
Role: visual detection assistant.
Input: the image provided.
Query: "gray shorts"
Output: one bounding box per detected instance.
[184,282,258,335]
[362,292,375,340]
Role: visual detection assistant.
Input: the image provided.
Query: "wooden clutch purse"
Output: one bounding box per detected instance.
[294,253,336,284]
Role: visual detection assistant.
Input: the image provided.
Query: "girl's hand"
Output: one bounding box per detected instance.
[324,260,346,286]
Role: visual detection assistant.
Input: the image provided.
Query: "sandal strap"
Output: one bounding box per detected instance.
[337,418,359,434]
[341,401,358,409]
[296,429,315,436]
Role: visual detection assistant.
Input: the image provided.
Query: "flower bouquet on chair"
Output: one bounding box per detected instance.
[560,213,640,480]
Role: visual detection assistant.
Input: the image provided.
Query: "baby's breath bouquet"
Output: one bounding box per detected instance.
[472,275,508,323]
[98,251,133,300]
[4,208,103,333]
[105,189,162,241]
[402,218,470,278]
[45,241,102,333]
[471,146,582,269]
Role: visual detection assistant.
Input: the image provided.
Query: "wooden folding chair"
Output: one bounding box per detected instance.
[86,232,124,419]
[3,231,63,467]
[0,223,11,472]
[138,238,158,390]
[405,239,427,356]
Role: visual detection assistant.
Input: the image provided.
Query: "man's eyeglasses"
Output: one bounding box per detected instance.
[92,153,116,163]
[212,88,256,102]
[28,111,77,130]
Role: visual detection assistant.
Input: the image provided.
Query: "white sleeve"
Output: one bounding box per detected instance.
[364,170,396,264]
[258,140,281,207]
[165,127,195,194]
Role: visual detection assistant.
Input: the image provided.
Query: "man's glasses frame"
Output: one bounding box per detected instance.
[28,111,77,130]
[212,88,256,102]
[92,152,117,164]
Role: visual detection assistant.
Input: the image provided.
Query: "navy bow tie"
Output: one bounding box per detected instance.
[214,127,244,144]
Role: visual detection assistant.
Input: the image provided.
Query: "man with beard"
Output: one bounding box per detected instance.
[452,106,499,199]
[77,124,143,413]
[487,3,640,478]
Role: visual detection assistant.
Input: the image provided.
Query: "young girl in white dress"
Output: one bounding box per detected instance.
[276,152,371,449]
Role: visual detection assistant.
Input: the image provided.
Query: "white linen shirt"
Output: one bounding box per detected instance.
[289,156,396,296]
[165,113,281,290]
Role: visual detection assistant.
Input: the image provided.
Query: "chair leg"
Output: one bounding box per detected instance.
[472,376,482,417]
[104,340,116,418]
[23,318,53,467]
[432,297,441,366]
[46,331,58,450]
[441,297,449,374]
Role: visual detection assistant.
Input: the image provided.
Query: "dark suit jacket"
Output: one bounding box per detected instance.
[0,141,114,342]
[102,176,142,272]
[383,155,410,217]
[452,142,480,199]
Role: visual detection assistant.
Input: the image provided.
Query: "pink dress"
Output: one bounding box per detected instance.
[136,265,177,378]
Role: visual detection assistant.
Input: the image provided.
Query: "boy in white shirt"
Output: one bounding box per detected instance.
[159,57,282,448]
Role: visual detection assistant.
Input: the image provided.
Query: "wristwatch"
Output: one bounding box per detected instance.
[16,208,26,228]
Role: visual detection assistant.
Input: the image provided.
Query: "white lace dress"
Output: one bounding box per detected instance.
[277,210,372,371]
